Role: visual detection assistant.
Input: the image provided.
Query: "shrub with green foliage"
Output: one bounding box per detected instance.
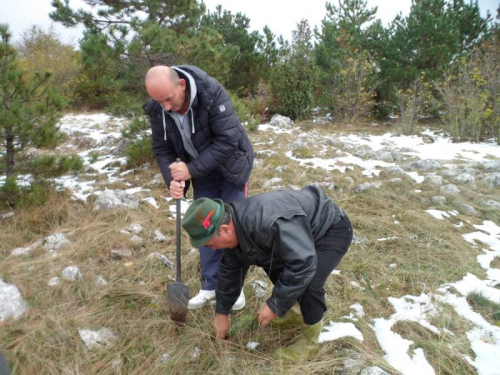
[122,116,155,168]
[0,177,51,209]
[28,154,83,178]
[270,20,316,120]
[435,47,499,143]
[228,92,260,132]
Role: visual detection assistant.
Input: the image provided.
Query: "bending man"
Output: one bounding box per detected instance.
[182,185,353,360]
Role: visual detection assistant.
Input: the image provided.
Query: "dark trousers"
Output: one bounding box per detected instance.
[192,177,248,290]
[264,214,353,325]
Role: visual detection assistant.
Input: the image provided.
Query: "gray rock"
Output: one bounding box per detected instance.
[253,159,264,167]
[79,328,119,349]
[440,184,460,195]
[94,275,108,285]
[389,178,402,183]
[148,252,174,269]
[96,135,119,148]
[354,182,382,193]
[94,189,140,210]
[354,148,374,159]
[374,150,394,162]
[454,173,475,185]
[48,277,61,286]
[432,196,447,204]
[453,201,478,216]
[482,172,500,187]
[264,177,282,187]
[312,181,335,190]
[360,366,391,375]
[250,280,268,298]
[480,160,500,171]
[407,159,441,171]
[341,350,367,375]
[352,234,370,248]
[382,166,405,175]
[441,168,459,178]
[391,151,405,161]
[0,212,15,220]
[11,240,43,256]
[153,230,167,243]
[275,165,289,173]
[111,249,132,259]
[128,224,143,234]
[43,233,70,251]
[113,139,130,155]
[270,114,294,128]
[424,175,443,186]
[61,266,83,281]
[130,235,143,245]
[479,200,500,209]
[0,279,27,321]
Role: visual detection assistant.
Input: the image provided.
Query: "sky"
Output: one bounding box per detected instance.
[0,0,498,45]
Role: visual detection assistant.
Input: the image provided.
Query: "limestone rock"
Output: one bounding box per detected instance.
[0,279,27,321]
[62,266,83,281]
[93,189,140,210]
[153,230,167,243]
[424,175,443,187]
[440,184,460,195]
[79,328,119,349]
[482,172,500,188]
[432,196,447,204]
[270,114,294,128]
[407,159,441,171]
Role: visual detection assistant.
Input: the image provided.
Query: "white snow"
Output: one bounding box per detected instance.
[319,322,364,343]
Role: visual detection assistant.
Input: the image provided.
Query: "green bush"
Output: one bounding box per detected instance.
[229,91,260,132]
[0,178,50,209]
[126,136,154,168]
[28,154,83,178]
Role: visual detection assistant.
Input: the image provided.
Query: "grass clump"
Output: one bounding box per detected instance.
[467,292,500,325]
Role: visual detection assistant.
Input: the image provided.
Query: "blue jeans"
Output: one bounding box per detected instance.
[192,177,248,290]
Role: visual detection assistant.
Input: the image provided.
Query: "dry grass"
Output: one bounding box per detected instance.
[1,119,497,374]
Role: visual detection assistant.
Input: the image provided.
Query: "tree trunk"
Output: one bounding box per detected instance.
[5,128,14,178]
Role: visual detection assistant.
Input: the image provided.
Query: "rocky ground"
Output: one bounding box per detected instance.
[1,113,499,374]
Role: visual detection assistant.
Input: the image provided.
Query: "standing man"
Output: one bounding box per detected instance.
[143,65,253,311]
[181,185,353,360]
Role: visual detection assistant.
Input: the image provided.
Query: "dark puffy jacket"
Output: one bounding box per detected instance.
[142,65,254,191]
[215,185,343,316]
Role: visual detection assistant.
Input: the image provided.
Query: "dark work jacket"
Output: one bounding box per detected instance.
[142,65,254,192]
[215,185,343,317]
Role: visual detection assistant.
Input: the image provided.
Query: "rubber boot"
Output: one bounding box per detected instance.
[273,319,323,361]
[270,302,303,327]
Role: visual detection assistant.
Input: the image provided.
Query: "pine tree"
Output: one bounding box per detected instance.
[270,19,316,120]
[315,0,380,120]
[380,0,489,89]
[201,6,264,96]
[49,0,208,111]
[0,24,65,178]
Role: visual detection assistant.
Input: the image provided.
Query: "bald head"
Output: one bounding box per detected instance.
[145,66,187,112]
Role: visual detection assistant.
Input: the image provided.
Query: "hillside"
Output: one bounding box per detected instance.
[1,113,500,374]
